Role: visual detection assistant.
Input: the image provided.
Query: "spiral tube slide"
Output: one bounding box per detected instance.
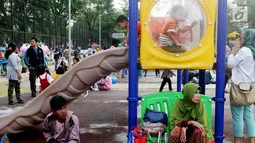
[0,47,128,135]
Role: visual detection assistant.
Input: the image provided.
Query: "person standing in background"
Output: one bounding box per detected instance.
[54,47,61,71]
[159,70,175,92]
[24,37,45,97]
[6,43,24,105]
[227,29,255,143]
[63,48,69,64]
[155,70,160,77]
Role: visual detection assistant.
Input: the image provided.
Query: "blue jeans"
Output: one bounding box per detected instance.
[121,68,126,78]
[231,104,255,137]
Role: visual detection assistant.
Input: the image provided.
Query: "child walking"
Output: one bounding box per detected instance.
[38,66,54,92]
[159,70,175,92]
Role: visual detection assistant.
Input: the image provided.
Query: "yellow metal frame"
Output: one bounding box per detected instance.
[140,0,216,70]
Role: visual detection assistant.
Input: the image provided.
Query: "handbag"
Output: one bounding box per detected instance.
[140,122,168,143]
[230,81,255,105]
[142,109,168,143]
[143,109,168,126]
[140,122,166,136]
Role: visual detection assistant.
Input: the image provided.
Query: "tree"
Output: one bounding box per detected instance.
[247,0,255,28]
[227,0,255,34]
[0,0,85,47]
[120,0,128,16]
[79,0,120,46]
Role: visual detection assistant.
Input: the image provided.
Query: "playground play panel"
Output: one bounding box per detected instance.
[140,0,216,70]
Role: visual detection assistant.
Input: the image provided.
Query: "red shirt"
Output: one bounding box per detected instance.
[127,22,141,39]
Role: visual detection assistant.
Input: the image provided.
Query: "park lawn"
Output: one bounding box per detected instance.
[0,83,31,97]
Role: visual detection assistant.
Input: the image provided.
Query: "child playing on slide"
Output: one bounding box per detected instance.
[38,66,54,92]
[98,76,112,91]
[160,5,197,53]
[116,15,141,57]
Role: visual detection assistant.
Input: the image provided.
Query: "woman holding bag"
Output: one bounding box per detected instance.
[227,29,255,143]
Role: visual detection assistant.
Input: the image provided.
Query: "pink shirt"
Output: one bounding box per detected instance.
[99,76,112,91]
[178,19,192,43]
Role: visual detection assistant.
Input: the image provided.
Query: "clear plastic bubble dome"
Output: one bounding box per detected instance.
[148,0,207,53]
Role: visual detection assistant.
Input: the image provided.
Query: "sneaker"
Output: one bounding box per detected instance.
[8,101,15,105]
[83,91,89,98]
[17,100,24,104]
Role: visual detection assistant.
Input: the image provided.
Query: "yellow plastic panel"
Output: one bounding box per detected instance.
[140,0,216,70]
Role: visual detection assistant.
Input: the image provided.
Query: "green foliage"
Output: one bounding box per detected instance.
[227,0,255,34]
[0,0,85,47]
[79,0,124,47]
[0,0,128,48]
[247,0,255,28]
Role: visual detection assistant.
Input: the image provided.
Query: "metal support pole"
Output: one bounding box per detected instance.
[127,0,139,134]
[177,70,182,92]
[49,13,51,47]
[42,11,44,42]
[199,70,206,94]
[99,14,101,47]
[33,7,36,37]
[213,0,227,142]
[55,15,57,46]
[183,70,189,85]
[23,1,26,43]
[78,25,81,47]
[68,0,72,66]
[11,0,14,41]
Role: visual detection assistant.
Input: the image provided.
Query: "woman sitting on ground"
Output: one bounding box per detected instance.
[56,61,68,75]
[97,76,112,91]
[169,83,214,143]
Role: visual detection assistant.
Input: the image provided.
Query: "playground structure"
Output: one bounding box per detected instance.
[128,0,227,143]
[0,0,227,143]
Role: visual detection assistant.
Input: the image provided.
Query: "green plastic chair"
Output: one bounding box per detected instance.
[141,92,213,143]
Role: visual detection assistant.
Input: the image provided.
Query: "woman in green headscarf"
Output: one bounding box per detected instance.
[169,83,214,143]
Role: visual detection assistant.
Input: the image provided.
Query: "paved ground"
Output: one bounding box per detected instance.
[0,70,251,143]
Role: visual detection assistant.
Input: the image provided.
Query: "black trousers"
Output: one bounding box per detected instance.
[144,70,147,77]
[224,74,230,89]
[159,77,172,92]
[29,70,37,96]
[155,70,160,76]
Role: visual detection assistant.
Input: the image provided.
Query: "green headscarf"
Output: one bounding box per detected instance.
[242,29,255,59]
[170,83,214,141]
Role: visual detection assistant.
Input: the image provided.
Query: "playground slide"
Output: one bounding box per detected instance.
[0,47,128,135]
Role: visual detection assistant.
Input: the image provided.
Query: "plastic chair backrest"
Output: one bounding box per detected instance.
[141,92,212,130]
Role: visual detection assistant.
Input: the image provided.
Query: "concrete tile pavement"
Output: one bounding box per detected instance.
[0,68,237,142]
[0,89,236,143]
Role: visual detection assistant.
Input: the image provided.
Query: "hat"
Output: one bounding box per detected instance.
[50,96,67,111]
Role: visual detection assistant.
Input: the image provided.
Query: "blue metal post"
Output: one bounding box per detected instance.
[213,0,227,142]
[183,70,189,85]
[177,70,182,92]
[127,0,139,134]
[199,70,206,94]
